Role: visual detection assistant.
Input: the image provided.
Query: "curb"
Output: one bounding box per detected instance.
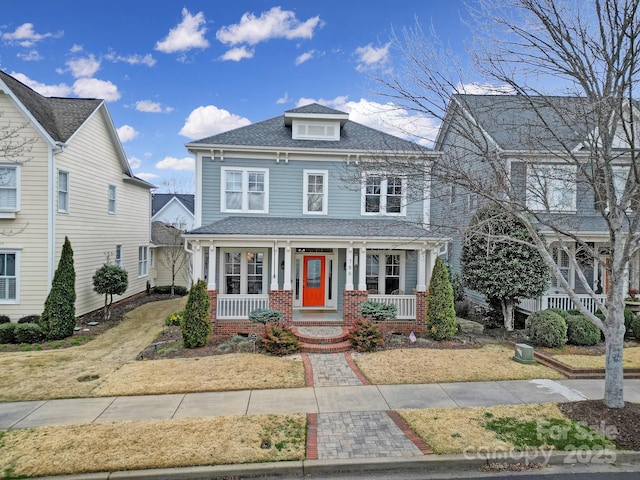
[33,450,640,480]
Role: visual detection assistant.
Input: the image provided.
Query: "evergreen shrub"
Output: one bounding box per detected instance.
[566,314,601,346]
[525,310,567,348]
[181,280,211,348]
[350,319,384,352]
[249,309,282,324]
[40,237,76,340]
[154,285,187,296]
[0,315,10,324]
[630,315,640,341]
[164,310,184,326]
[93,264,128,321]
[0,323,16,343]
[358,301,397,321]
[18,315,40,324]
[261,326,300,356]
[14,323,43,344]
[426,257,458,340]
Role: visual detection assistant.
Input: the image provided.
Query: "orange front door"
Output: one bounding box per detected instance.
[303,256,325,307]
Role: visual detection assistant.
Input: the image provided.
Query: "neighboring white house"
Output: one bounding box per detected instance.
[0,70,154,320]
[151,193,195,231]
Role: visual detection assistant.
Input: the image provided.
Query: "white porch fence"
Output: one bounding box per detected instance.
[518,294,607,314]
[217,294,269,320]
[368,294,416,320]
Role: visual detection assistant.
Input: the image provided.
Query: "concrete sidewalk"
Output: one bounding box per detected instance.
[2,378,640,430]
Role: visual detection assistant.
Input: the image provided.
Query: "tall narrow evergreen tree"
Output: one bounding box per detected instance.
[39,236,76,340]
[426,257,457,340]
[181,279,211,348]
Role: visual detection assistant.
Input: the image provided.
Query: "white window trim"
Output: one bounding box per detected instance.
[115,244,122,268]
[108,185,117,214]
[526,164,577,213]
[220,167,269,214]
[150,248,155,269]
[550,244,575,291]
[292,120,340,141]
[303,169,328,215]
[58,170,69,213]
[138,245,148,277]
[0,164,21,217]
[0,250,20,304]
[360,172,407,216]
[365,251,406,294]
[219,248,268,295]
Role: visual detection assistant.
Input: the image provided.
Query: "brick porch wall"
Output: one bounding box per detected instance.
[269,290,293,325]
[343,290,369,328]
[415,290,428,331]
[207,290,218,323]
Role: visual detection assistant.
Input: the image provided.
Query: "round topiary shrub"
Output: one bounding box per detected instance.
[349,319,384,352]
[525,310,567,348]
[0,323,16,343]
[547,308,570,319]
[14,323,43,344]
[566,314,601,346]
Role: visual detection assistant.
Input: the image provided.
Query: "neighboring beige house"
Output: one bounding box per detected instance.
[0,70,154,320]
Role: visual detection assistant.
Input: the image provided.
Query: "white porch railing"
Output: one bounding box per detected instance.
[368,294,416,320]
[217,294,269,320]
[518,294,607,314]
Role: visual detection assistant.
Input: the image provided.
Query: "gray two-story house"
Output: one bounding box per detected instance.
[184,103,446,334]
[432,94,638,313]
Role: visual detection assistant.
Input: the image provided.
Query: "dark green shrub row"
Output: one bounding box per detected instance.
[154,285,188,296]
[249,309,282,324]
[525,310,567,348]
[358,301,397,321]
[565,314,601,346]
[261,326,300,355]
[349,319,384,352]
[0,323,44,344]
[0,315,10,324]
[0,323,15,343]
[18,315,40,324]
[594,308,635,332]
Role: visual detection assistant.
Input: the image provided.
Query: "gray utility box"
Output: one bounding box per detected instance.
[513,343,536,365]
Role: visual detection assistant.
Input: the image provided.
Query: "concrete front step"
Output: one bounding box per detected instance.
[300,340,352,353]
[291,326,350,345]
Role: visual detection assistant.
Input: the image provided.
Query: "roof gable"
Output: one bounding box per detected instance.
[152,193,195,216]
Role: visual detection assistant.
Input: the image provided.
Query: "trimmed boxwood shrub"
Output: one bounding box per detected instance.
[595,307,635,335]
[0,323,16,343]
[350,319,384,352]
[18,315,40,324]
[359,301,397,321]
[547,308,570,320]
[630,315,640,341]
[0,315,10,324]
[249,309,282,324]
[261,326,300,356]
[566,314,601,346]
[525,310,567,348]
[14,323,43,344]
[154,285,188,296]
[181,280,211,348]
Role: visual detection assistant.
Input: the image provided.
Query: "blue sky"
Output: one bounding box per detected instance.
[0,1,473,192]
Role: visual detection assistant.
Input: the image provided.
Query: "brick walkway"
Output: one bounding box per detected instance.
[307,353,363,387]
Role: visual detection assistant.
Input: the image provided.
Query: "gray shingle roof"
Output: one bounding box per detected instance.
[188,216,443,240]
[186,104,425,153]
[151,221,185,246]
[152,193,195,216]
[453,94,599,151]
[0,70,102,143]
[285,103,347,115]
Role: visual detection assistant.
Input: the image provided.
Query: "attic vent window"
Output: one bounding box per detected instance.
[292,120,339,141]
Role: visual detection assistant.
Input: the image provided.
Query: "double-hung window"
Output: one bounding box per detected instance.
[550,245,572,289]
[526,165,576,212]
[303,170,328,214]
[361,173,406,216]
[0,251,18,302]
[222,249,266,294]
[221,167,268,213]
[0,165,19,214]
[365,252,404,294]
[138,246,148,277]
[58,171,69,213]
[108,185,116,214]
[115,245,122,267]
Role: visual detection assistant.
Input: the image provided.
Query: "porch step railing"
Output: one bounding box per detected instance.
[368,294,416,320]
[519,294,607,314]
[217,294,269,320]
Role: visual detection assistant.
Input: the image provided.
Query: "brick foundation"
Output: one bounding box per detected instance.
[212,320,266,338]
[342,290,369,328]
[269,290,293,325]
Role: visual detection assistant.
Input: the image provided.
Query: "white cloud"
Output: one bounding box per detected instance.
[66,55,100,78]
[276,92,290,104]
[216,7,322,46]
[2,23,62,47]
[156,156,195,171]
[105,51,156,67]
[180,105,251,139]
[135,100,174,113]
[297,96,439,146]
[128,156,142,169]
[10,72,73,96]
[17,50,42,61]
[220,46,254,62]
[136,172,159,181]
[456,82,516,95]
[354,42,390,72]
[70,44,83,53]
[295,50,314,65]
[73,78,120,101]
[155,8,209,54]
[117,125,139,142]
[144,152,153,158]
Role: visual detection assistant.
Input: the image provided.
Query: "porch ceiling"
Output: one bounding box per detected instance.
[187,216,446,244]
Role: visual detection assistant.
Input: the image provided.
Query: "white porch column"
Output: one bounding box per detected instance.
[207,243,216,290]
[283,242,292,290]
[271,241,279,291]
[192,242,203,283]
[345,245,354,290]
[416,247,427,292]
[427,249,438,286]
[358,245,367,291]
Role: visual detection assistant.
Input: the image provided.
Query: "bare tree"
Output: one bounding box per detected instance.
[371,0,640,408]
[161,175,194,194]
[154,221,188,296]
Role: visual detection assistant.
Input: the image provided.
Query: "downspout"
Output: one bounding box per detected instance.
[48,144,61,285]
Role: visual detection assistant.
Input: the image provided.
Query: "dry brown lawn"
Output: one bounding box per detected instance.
[354,344,564,384]
[554,346,640,369]
[0,414,306,478]
[398,403,565,454]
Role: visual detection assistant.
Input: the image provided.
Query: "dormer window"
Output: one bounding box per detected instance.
[292,120,340,141]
